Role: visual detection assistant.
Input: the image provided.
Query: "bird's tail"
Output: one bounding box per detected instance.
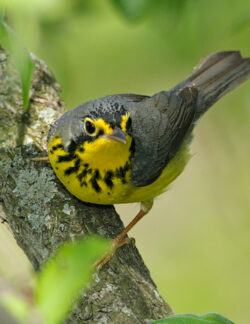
[174,51,250,119]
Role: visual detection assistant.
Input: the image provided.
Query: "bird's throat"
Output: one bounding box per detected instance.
[77,135,133,171]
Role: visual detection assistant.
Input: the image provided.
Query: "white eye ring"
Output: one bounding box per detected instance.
[84,118,97,136]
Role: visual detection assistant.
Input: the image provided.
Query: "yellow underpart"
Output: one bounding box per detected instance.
[78,135,132,170]
[48,129,191,205]
[124,144,191,203]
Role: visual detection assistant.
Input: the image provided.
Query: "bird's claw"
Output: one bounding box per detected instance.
[93,237,135,271]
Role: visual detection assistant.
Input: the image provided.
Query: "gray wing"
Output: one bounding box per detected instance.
[128,86,197,187]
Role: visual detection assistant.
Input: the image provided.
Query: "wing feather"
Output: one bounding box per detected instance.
[129,87,197,187]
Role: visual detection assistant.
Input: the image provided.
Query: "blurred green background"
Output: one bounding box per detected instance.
[0,0,249,323]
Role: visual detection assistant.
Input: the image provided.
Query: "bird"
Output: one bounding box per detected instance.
[46,51,250,268]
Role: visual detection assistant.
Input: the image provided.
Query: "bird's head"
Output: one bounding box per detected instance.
[48,98,134,169]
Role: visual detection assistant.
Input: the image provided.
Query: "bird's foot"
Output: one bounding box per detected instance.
[93,236,135,271]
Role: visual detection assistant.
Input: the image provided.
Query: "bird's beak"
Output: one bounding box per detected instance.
[101,127,127,144]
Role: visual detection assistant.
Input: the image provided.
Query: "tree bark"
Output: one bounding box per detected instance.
[0,47,173,323]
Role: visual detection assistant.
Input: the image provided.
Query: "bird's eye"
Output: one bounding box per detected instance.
[84,119,96,136]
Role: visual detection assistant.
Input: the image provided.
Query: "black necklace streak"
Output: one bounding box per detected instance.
[104,171,114,189]
[115,162,130,184]
[57,154,76,162]
[60,138,135,194]
[77,168,89,187]
[64,158,80,176]
[91,170,101,193]
[50,144,64,153]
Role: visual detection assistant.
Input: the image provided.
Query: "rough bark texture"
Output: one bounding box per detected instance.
[0,47,173,323]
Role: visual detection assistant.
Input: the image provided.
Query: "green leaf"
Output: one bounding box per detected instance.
[36,236,109,324]
[152,312,234,324]
[0,295,30,324]
[0,20,34,109]
[112,0,151,21]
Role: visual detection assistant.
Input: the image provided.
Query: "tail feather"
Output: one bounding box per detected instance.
[173,51,250,119]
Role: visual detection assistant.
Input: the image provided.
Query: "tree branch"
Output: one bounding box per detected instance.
[0,47,173,323]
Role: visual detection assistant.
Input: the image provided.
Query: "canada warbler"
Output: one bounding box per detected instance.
[47,51,250,268]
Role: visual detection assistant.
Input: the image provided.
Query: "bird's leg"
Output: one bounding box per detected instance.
[93,200,153,270]
[31,156,50,162]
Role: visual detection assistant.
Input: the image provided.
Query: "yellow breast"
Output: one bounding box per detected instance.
[48,135,190,205]
[48,133,133,204]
